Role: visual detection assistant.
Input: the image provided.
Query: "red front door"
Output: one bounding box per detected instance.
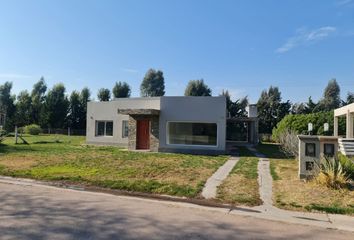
[136,119,150,149]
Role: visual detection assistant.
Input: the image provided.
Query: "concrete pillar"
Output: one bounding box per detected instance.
[346,110,353,138]
[334,116,338,137]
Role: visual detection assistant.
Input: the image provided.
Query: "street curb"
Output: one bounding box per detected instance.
[1,175,353,233]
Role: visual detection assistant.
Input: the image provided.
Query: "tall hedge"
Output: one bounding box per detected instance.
[272,111,346,142]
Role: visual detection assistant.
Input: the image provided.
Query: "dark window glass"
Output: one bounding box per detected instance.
[96,121,105,136]
[105,121,113,136]
[122,120,129,138]
[305,143,316,157]
[168,122,217,146]
[324,144,335,157]
[96,121,113,136]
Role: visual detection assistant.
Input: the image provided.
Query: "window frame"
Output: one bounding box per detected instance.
[166,121,218,147]
[95,120,114,137]
[305,142,316,157]
[324,143,335,157]
[122,120,129,138]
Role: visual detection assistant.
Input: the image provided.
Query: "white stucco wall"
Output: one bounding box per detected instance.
[86,98,160,146]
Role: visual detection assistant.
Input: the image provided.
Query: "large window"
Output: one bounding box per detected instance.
[167,122,217,146]
[96,121,113,136]
[122,120,129,138]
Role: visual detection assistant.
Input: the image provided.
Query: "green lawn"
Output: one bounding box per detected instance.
[0,134,228,198]
[216,147,262,206]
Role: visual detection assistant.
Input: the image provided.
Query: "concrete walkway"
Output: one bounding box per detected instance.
[247,147,273,208]
[201,156,239,199]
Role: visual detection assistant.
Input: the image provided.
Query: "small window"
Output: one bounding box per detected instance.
[95,121,113,136]
[305,143,316,157]
[306,161,314,171]
[122,120,129,138]
[324,143,335,157]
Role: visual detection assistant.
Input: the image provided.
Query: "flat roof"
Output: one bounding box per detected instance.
[118,109,160,115]
[334,102,354,116]
[297,135,338,141]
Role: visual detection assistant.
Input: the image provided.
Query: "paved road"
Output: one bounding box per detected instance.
[0,182,352,240]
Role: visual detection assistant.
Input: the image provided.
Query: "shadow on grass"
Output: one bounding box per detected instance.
[256,143,293,159]
[32,141,63,144]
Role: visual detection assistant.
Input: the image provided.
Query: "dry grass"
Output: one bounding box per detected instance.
[271,159,354,215]
[216,155,262,206]
[0,134,228,197]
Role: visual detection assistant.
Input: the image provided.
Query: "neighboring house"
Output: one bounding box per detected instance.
[86,96,258,154]
[334,102,354,156]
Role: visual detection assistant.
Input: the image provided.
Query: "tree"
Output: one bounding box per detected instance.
[257,86,291,134]
[113,81,131,98]
[97,88,111,101]
[314,79,341,112]
[184,79,212,96]
[291,102,308,114]
[344,92,354,105]
[221,89,232,113]
[31,77,47,125]
[231,97,249,117]
[67,91,81,129]
[44,83,69,128]
[305,96,317,113]
[79,87,91,129]
[220,89,248,117]
[140,69,165,97]
[15,90,32,127]
[0,82,16,131]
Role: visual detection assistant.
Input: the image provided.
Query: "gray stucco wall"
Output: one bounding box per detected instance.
[86,98,160,146]
[158,96,226,153]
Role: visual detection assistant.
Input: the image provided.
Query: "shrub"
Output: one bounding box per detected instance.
[277,128,299,157]
[315,156,349,189]
[338,154,354,180]
[0,129,6,137]
[24,124,42,135]
[272,111,346,142]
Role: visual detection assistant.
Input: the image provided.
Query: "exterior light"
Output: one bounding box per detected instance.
[308,123,313,135]
[324,123,329,132]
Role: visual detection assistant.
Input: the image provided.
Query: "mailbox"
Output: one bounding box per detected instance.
[297,135,338,179]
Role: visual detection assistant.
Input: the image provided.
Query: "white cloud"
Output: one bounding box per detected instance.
[121,68,139,73]
[276,26,336,53]
[0,73,33,79]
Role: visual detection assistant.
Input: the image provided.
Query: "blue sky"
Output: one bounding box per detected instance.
[0,0,353,103]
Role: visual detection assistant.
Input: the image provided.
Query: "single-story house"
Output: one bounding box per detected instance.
[86,96,258,154]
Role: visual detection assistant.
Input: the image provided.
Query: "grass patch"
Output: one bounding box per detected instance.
[216,154,262,206]
[256,142,290,159]
[0,134,228,198]
[232,156,258,179]
[270,161,280,180]
[305,204,354,215]
[272,159,354,216]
